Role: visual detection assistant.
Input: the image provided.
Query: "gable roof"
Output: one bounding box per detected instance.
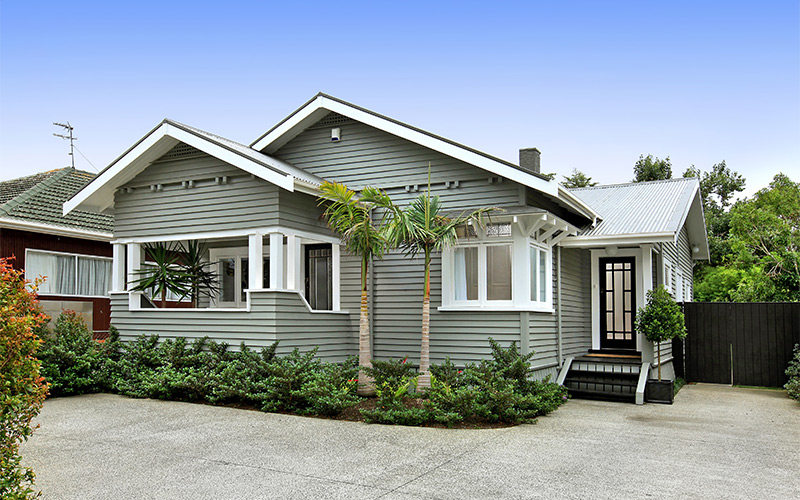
[250,93,598,222]
[0,168,113,240]
[64,119,326,216]
[563,177,709,259]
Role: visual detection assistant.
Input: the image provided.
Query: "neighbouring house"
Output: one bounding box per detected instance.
[64,94,708,403]
[1,167,114,337]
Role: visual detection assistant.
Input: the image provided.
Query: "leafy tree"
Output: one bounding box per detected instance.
[1,257,49,499]
[684,161,746,266]
[384,174,494,388]
[318,181,396,395]
[635,285,687,380]
[633,154,672,182]
[729,173,800,301]
[561,168,598,188]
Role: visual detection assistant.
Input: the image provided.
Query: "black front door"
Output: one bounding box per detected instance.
[599,257,637,350]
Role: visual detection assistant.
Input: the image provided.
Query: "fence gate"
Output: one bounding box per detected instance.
[676,302,800,387]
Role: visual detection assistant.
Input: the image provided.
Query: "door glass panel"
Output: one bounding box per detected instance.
[306,245,332,310]
[487,245,512,301]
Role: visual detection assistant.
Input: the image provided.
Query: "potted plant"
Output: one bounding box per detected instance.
[635,285,687,403]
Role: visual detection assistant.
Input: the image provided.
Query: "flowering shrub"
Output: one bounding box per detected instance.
[0,257,49,499]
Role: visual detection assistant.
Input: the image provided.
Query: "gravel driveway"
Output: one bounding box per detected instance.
[21,384,800,499]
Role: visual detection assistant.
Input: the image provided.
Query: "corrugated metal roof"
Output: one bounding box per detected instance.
[0,168,114,233]
[569,177,699,237]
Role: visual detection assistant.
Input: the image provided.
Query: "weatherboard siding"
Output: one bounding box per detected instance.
[558,248,593,358]
[110,291,354,362]
[113,151,327,240]
[655,226,693,371]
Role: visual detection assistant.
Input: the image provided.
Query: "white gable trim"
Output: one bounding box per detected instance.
[252,94,562,198]
[64,121,296,216]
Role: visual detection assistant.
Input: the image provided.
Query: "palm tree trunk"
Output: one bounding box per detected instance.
[357,258,375,396]
[418,250,432,389]
[161,288,167,309]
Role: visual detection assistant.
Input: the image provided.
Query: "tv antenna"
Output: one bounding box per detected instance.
[53,122,77,168]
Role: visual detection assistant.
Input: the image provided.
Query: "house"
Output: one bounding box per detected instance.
[1,167,114,336]
[64,94,708,403]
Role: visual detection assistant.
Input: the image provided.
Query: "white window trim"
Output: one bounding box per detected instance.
[664,258,675,296]
[25,248,113,299]
[210,246,255,309]
[440,229,553,313]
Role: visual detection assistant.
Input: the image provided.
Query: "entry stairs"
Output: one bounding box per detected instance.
[556,353,650,405]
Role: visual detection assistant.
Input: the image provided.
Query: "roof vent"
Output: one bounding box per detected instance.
[519,148,541,175]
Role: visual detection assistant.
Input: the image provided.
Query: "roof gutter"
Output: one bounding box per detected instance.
[0,218,113,242]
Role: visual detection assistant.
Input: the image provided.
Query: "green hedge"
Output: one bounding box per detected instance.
[37,312,568,426]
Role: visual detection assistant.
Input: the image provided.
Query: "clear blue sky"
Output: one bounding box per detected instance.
[1,1,798,197]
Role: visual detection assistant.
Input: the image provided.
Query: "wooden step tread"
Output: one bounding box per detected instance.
[568,388,636,402]
[565,375,638,386]
[567,368,640,378]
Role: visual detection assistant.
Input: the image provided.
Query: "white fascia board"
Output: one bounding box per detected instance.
[64,123,177,216]
[164,125,295,192]
[64,122,296,217]
[559,231,675,248]
[111,225,340,245]
[0,218,113,241]
[253,95,559,197]
[557,186,599,222]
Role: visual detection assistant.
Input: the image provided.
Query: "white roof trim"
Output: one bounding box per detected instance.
[252,95,561,198]
[559,232,676,248]
[64,121,295,216]
[0,217,113,241]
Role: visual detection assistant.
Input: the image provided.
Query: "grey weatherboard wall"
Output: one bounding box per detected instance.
[273,113,591,370]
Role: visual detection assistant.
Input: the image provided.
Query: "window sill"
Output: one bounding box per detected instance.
[438,305,554,314]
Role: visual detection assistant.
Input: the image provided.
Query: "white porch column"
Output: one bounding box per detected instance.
[127,243,142,309]
[269,232,284,289]
[248,233,264,290]
[640,244,655,363]
[111,243,126,292]
[332,243,341,311]
[286,234,301,291]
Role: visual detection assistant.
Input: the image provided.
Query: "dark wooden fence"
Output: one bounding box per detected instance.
[673,302,800,387]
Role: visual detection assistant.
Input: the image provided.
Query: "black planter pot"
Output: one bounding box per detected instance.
[645,379,674,404]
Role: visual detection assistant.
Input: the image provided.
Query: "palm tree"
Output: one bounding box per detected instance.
[130,242,191,308]
[180,240,220,307]
[385,174,494,388]
[318,181,396,396]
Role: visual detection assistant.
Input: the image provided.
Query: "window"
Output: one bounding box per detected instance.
[214,253,269,308]
[664,258,674,296]
[530,244,548,303]
[25,249,111,297]
[446,232,552,310]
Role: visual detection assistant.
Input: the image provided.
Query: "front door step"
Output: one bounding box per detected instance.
[563,355,645,403]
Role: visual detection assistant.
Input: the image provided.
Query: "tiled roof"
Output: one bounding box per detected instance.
[569,177,699,237]
[0,168,114,233]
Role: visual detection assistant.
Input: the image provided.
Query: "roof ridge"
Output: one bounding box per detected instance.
[0,168,73,217]
[569,176,697,191]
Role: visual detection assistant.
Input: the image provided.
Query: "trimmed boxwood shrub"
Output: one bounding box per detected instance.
[786,344,800,402]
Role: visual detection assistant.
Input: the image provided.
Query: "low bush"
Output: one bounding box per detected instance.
[38,311,118,396]
[37,329,569,427]
[786,344,800,402]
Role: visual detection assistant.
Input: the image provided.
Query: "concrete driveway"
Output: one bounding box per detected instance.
[22,384,799,499]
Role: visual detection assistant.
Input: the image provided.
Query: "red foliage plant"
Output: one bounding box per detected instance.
[0,256,50,498]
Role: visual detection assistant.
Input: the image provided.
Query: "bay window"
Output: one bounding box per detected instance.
[443,222,554,311]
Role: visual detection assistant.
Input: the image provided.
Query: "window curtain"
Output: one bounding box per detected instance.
[454,249,467,300]
[26,252,59,294]
[77,257,111,296]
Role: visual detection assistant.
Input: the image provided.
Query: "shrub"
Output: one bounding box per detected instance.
[38,311,111,396]
[293,356,360,416]
[260,347,321,412]
[635,285,687,380]
[786,344,800,402]
[0,258,49,499]
[360,357,426,424]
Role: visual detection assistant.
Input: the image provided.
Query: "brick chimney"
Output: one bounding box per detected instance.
[519,148,541,174]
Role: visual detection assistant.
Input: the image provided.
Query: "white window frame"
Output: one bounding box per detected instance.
[210,246,251,308]
[25,248,113,299]
[441,229,553,312]
[663,258,674,296]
